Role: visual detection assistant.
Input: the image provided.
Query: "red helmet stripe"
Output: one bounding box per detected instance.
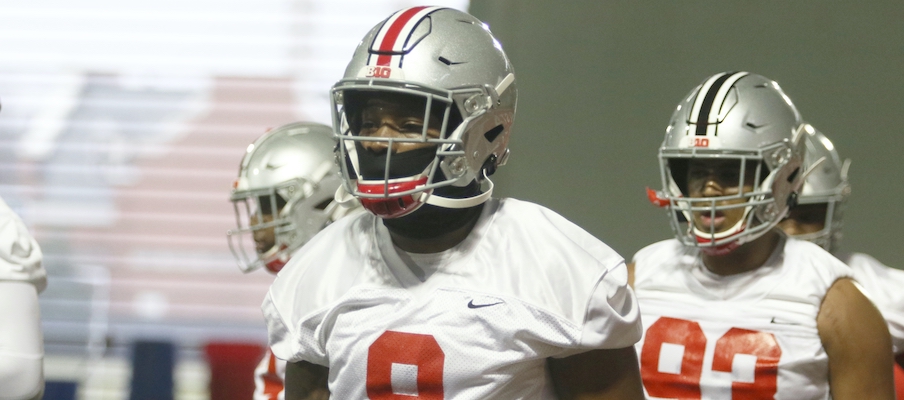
[372,6,442,67]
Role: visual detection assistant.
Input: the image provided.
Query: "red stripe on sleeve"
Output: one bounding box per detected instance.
[894,361,904,400]
[262,351,284,400]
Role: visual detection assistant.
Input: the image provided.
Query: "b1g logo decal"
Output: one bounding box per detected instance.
[367,331,445,399]
[357,65,405,80]
[683,136,719,149]
[640,317,781,399]
[366,66,392,79]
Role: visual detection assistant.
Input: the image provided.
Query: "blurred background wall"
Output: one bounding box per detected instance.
[470,0,904,266]
[0,0,900,398]
[0,0,468,398]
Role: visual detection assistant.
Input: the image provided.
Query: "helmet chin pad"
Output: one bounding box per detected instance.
[265,257,287,274]
[694,221,747,254]
[357,176,431,218]
[261,243,289,274]
[348,143,438,219]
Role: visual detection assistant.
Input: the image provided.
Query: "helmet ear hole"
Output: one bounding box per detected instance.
[258,194,288,215]
[483,125,504,142]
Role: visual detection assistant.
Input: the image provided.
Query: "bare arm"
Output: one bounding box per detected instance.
[547,347,645,400]
[818,278,894,400]
[285,361,330,400]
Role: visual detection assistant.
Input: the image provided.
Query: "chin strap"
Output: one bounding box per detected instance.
[420,177,494,209]
[694,215,748,242]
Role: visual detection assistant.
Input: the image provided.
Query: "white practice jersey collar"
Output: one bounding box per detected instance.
[691,234,786,300]
[373,199,499,287]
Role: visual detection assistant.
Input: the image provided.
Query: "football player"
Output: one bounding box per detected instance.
[227,122,360,400]
[0,195,47,400]
[262,7,644,399]
[777,127,904,396]
[632,72,894,399]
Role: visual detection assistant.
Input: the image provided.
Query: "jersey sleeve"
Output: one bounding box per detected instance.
[878,268,904,355]
[848,253,904,355]
[261,215,368,367]
[579,260,642,350]
[517,201,643,352]
[262,284,330,367]
[0,198,46,293]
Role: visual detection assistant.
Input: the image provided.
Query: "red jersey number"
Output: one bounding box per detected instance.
[640,317,781,399]
[366,331,445,399]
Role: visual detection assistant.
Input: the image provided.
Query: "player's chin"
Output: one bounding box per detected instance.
[693,216,723,231]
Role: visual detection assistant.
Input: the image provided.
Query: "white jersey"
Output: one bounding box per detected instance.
[253,349,286,400]
[0,196,45,398]
[263,198,641,399]
[839,252,904,355]
[632,236,852,400]
[0,196,45,293]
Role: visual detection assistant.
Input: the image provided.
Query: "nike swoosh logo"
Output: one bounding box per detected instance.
[745,122,766,129]
[468,300,503,309]
[770,317,799,326]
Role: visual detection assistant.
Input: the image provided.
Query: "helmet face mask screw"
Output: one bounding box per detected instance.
[450,157,467,176]
[464,94,490,115]
[772,147,791,167]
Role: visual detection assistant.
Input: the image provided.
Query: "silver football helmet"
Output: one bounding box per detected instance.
[789,126,851,252]
[331,6,517,218]
[654,72,806,254]
[227,122,351,273]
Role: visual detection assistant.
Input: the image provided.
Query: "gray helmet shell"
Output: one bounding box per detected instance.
[658,72,806,251]
[792,126,850,252]
[227,122,348,273]
[331,7,516,215]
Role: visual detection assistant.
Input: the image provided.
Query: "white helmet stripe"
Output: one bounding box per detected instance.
[689,71,749,136]
[688,72,728,129]
[369,6,444,68]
